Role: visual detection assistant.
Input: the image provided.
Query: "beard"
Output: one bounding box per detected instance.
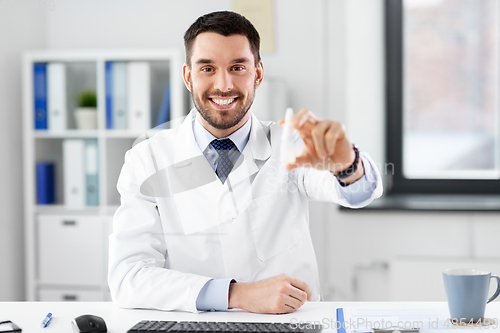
[191,82,256,130]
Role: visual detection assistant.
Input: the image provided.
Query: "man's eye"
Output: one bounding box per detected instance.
[201,67,213,72]
[232,66,244,71]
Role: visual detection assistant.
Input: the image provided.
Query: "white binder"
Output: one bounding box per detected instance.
[63,139,85,207]
[112,62,128,129]
[47,62,67,131]
[127,62,151,132]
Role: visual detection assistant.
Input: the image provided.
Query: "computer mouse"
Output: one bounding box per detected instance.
[72,314,107,333]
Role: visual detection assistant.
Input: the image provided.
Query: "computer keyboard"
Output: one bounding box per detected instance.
[127,320,323,332]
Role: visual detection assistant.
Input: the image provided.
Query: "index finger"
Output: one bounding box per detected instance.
[290,277,313,301]
[291,109,319,129]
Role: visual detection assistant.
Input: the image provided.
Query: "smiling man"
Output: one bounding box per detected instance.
[108,11,382,314]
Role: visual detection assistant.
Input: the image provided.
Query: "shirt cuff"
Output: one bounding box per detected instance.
[195,278,234,311]
[337,156,378,205]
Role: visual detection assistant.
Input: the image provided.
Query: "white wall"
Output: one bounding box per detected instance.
[0,1,47,300]
[344,0,385,165]
[44,0,328,115]
[1,0,499,302]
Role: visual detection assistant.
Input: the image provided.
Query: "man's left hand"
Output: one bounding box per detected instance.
[279,109,364,184]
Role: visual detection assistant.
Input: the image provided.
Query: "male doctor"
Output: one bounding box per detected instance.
[108,11,382,314]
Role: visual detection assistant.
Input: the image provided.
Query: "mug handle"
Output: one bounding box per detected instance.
[487,275,500,303]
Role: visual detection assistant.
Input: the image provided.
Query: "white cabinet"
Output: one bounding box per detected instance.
[23,49,187,300]
[37,215,104,285]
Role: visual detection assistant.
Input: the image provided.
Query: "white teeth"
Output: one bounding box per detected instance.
[212,98,235,106]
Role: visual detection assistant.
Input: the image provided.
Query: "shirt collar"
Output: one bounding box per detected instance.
[193,111,252,153]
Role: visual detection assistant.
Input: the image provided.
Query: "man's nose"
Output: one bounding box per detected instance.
[213,71,233,91]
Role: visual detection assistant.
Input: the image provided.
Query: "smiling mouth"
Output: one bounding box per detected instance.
[210,98,237,106]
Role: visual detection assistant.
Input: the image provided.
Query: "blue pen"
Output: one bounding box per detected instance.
[40,313,52,328]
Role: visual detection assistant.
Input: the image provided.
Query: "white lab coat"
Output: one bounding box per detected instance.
[108,110,382,313]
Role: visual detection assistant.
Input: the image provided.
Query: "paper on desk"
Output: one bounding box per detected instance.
[340,307,450,331]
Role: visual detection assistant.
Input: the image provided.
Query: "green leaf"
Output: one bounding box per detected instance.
[77,89,97,107]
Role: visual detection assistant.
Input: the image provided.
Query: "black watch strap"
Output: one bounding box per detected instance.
[335,144,359,180]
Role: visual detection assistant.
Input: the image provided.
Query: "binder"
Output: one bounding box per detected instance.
[105,62,113,129]
[47,62,67,131]
[127,62,151,131]
[36,162,55,204]
[337,308,346,333]
[85,139,99,206]
[34,63,48,130]
[63,139,85,207]
[155,85,170,127]
[112,62,127,129]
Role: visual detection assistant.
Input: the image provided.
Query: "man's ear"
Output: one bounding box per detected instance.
[182,63,192,92]
[255,61,264,88]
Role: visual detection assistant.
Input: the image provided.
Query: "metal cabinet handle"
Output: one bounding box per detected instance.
[63,294,78,301]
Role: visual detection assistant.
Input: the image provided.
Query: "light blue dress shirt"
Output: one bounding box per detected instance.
[192,113,377,311]
[193,113,251,170]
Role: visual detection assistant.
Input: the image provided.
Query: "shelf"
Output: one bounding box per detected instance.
[32,130,150,139]
[339,194,500,212]
[23,48,186,301]
[25,48,183,63]
[35,205,103,215]
[34,130,100,138]
[35,205,119,216]
[104,130,149,139]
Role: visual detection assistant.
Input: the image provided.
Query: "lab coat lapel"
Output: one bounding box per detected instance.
[169,110,224,234]
[248,112,273,162]
[170,111,273,234]
[224,114,273,216]
[170,110,220,188]
[171,110,204,170]
[228,113,272,185]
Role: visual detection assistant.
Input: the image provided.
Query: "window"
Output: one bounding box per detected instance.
[386,0,500,194]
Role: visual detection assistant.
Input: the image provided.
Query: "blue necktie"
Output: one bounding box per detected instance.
[210,138,236,184]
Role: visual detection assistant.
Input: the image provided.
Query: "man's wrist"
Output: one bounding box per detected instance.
[228,282,245,309]
[328,145,365,185]
[336,159,365,185]
[334,144,359,178]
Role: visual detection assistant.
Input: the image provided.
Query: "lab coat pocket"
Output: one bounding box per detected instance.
[248,191,301,261]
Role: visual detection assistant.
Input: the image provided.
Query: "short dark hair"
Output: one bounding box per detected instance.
[184,11,261,67]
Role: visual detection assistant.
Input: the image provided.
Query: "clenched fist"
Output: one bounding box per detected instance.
[228,274,312,314]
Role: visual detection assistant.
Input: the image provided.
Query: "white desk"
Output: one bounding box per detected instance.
[1,302,499,332]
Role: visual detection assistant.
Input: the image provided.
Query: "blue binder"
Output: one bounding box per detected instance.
[34,63,47,130]
[155,85,170,127]
[337,308,346,333]
[36,162,55,204]
[105,62,113,129]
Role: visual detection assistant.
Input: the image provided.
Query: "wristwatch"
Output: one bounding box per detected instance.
[335,144,359,180]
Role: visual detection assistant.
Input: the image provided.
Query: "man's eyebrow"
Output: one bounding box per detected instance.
[194,57,250,65]
[195,58,213,65]
[231,57,250,64]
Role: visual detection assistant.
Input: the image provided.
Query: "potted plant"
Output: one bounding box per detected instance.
[75,89,97,129]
